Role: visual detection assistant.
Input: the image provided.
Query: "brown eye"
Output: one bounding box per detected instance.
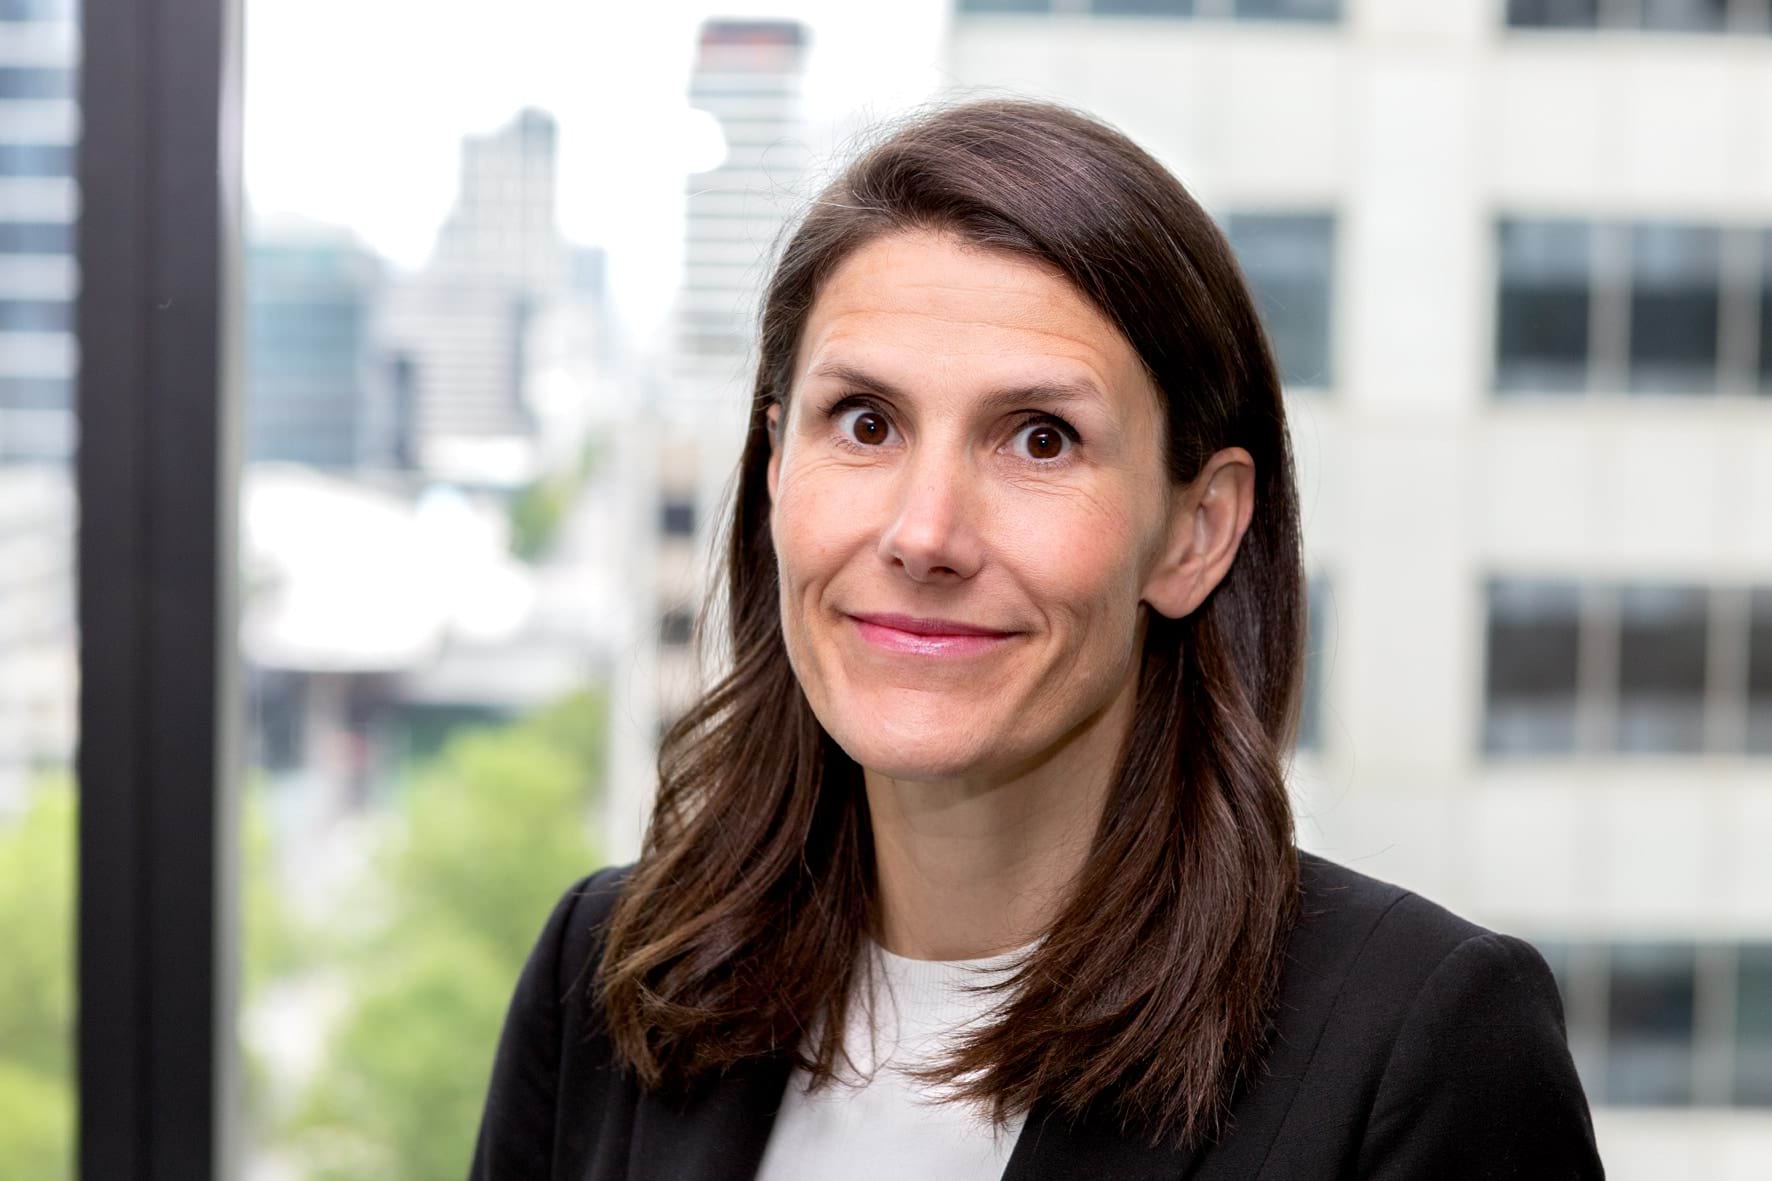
[1014,421,1071,462]
[839,406,893,446]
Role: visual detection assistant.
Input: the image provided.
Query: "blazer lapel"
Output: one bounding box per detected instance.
[626,1051,796,1181]
[620,1054,1209,1181]
[1000,1095,1202,1181]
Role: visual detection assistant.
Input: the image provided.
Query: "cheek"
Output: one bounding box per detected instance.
[770,465,859,590]
[994,490,1149,628]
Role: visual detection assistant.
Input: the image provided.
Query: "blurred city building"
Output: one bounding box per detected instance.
[605,17,815,856]
[379,107,569,489]
[0,0,78,808]
[945,0,1772,1174]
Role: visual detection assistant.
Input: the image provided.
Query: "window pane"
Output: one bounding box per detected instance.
[1300,575,1330,750]
[0,2,78,1176]
[1616,584,1708,754]
[1233,0,1340,20]
[1608,943,1697,1106]
[1629,223,1721,394]
[1496,218,1591,393]
[960,0,1054,12]
[1093,0,1193,14]
[1738,944,1772,1106]
[1760,231,1772,394]
[1226,212,1335,389]
[1484,579,1581,754]
[1749,587,1772,756]
[1639,0,1729,31]
[1506,0,1601,28]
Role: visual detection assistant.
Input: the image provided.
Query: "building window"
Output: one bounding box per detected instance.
[1091,0,1194,15]
[1225,212,1335,390]
[961,0,1340,20]
[1759,231,1772,391]
[1616,584,1709,753]
[1483,579,1770,758]
[660,494,695,538]
[1607,942,1698,1105]
[1506,0,1600,27]
[1739,945,1772,1105]
[1496,219,1591,393]
[957,0,1054,12]
[1495,216,1772,397]
[1483,579,1581,755]
[1232,0,1340,19]
[660,606,694,647]
[1750,588,1772,754]
[1299,574,1331,751]
[1508,0,1766,32]
[1534,939,1772,1110]
[1628,223,1721,394]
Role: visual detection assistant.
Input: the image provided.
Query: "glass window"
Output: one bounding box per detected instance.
[0,67,74,100]
[1607,942,1697,1106]
[660,606,695,647]
[1093,0,1194,14]
[1225,212,1335,389]
[1299,575,1330,750]
[0,299,71,333]
[959,0,1054,12]
[1484,579,1581,754]
[1496,218,1591,394]
[1759,231,1772,393]
[0,3,78,1176]
[1628,223,1721,394]
[1616,584,1709,754]
[1234,0,1339,19]
[0,222,74,253]
[1749,587,1772,756]
[1738,944,1772,1106]
[1640,0,1730,31]
[0,143,74,177]
[660,494,696,538]
[1506,0,1601,27]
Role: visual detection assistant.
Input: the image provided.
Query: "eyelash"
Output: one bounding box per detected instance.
[821,394,1083,467]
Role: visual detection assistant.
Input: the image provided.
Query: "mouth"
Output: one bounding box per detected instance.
[845,612,1020,658]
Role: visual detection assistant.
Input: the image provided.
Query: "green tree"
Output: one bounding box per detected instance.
[287,687,606,1181]
[0,772,74,1178]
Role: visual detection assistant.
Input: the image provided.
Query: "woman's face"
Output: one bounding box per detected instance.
[765,228,1217,783]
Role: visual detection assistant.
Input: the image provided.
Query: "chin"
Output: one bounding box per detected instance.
[822,702,1005,782]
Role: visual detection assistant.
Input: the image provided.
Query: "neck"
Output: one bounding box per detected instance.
[863,671,1138,961]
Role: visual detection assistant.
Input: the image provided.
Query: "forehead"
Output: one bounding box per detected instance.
[793,229,1152,406]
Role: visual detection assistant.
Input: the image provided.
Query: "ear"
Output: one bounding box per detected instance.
[1140,446,1256,620]
[765,401,783,505]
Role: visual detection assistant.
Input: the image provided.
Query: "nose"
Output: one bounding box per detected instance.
[877,446,983,583]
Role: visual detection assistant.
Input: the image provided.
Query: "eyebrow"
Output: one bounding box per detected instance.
[805,361,1107,415]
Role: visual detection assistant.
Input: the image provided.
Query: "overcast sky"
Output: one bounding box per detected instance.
[243,0,956,333]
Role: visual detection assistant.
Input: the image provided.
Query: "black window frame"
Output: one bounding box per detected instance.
[76,0,243,1177]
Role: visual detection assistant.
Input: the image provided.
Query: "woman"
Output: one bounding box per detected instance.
[470,98,1604,1180]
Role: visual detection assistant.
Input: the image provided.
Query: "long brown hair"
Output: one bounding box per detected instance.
[597,97,1305,1152]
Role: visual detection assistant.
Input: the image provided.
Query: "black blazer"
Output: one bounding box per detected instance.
[469,850,1605,1179]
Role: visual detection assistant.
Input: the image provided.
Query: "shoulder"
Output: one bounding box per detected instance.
[542,862,637,996]
[1283,848,1563,1053]
[1292,849,1498,989]
[1264,850,1602,1178]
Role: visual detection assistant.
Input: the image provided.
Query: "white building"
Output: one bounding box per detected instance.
[0,0,79,807]
[945,0,1772,1175]
[378,108,571,488]
[606,18,815,857]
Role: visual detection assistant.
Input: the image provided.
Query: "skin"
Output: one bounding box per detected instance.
[765,228,1255,961]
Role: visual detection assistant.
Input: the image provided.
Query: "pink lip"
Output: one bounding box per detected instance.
[847,612,1019,657]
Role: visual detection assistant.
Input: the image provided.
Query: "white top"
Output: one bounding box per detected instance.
[753,936,1037,1181]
